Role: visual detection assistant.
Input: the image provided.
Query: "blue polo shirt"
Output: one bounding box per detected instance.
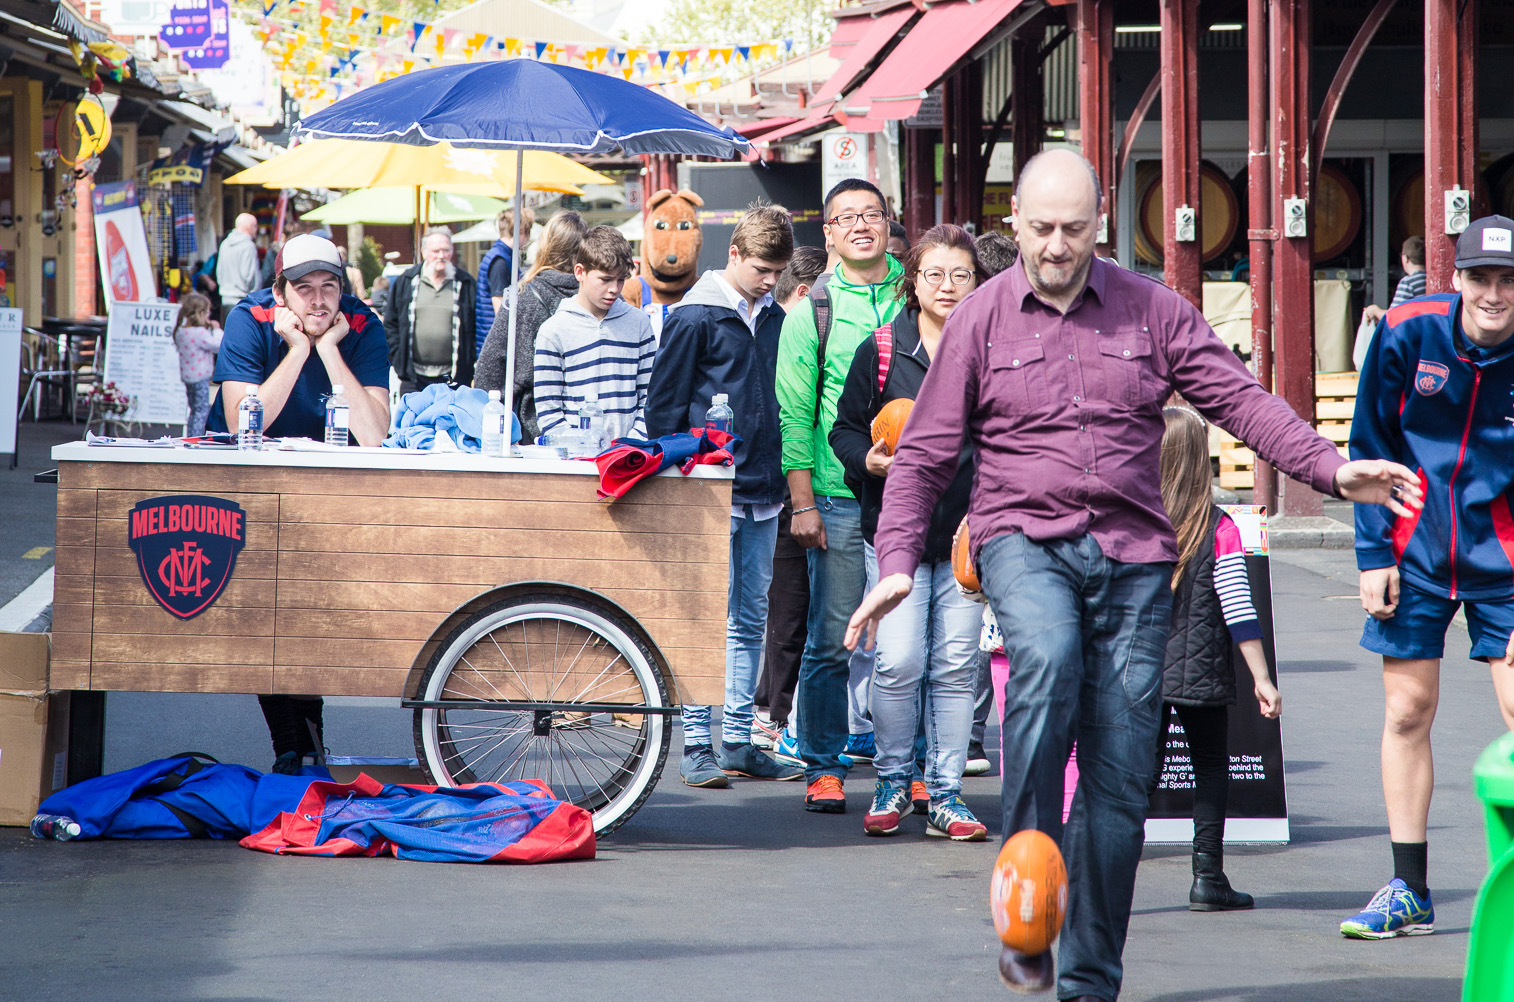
[207,289,390,439]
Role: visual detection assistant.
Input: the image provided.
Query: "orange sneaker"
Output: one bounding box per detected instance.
[911,780,929,817]
[805,775,846,813]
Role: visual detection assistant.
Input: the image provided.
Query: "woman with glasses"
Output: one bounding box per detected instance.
[829,223,989,841]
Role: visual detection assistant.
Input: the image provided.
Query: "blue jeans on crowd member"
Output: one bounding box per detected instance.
[184,380,211,438]
[977,531,1172,1002]
[682,507,780,748]
[871,557,980,799]
[797,496,867,779]
[847,547,877,737]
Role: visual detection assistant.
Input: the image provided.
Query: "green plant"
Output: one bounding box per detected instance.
[357,235,385,289]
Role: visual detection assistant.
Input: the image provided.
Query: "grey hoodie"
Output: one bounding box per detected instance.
[532,293,656,440]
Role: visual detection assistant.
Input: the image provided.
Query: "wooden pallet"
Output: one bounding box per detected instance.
[1219,371,1358,490]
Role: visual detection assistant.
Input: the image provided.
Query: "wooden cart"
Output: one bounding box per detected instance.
[50,443,732,834]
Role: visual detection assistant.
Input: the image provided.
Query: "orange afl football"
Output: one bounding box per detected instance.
[990,829,1068,954]
[870,397,915,455]
[952,518,979,592]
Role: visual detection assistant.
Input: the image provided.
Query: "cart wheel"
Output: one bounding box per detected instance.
[412,592,671,835]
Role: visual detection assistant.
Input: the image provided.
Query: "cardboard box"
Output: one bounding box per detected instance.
[0,632,70,827]
[324,756,426,787]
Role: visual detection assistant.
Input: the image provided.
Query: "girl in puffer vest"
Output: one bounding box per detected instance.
[1152,406,1282,912]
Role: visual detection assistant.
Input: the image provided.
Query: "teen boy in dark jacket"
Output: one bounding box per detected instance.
[645,203,801,789]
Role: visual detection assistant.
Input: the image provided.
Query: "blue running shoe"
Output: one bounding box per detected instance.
[844,731,876,765]
[773,728,804,769]
[1340,878,1434,939]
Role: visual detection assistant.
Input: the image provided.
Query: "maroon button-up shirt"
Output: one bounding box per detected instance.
[875,257,1346,579]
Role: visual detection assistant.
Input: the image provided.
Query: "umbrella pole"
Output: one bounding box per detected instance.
[503,153,524,450]
[413,187,423,261]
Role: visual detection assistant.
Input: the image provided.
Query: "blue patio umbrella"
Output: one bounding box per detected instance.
[296,61,750,441]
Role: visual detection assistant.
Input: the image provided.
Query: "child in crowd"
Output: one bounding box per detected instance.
[532,226,655,442]
[1150,406,1282,910]
[829,224,987,841]
[171,291,223,437]
[645,203,800,787]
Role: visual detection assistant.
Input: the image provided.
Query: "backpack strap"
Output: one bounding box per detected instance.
[875,323,895,395]
[809,274,833,428]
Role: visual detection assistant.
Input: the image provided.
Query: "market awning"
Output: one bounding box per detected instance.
[844,0,1031,122]
[758,115,837,146]
[809,5,919,107]
[737,116,799,139]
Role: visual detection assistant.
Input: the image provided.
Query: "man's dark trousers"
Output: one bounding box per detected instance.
[977,531,1172,1002]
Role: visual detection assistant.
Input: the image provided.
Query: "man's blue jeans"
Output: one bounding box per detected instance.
[797,496,866,779]
[977,532,1172,1002]
[682,507,780,748]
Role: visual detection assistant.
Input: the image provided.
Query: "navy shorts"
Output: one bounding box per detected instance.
[1361,582,1514,662]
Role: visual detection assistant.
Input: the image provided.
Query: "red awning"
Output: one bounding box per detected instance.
[845,0,1029,121]
[758,115,837,145]
[821,11,874,63]
[810,5,920,107]
[738,117,800,139]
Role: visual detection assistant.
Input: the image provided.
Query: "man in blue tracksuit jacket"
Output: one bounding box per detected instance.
[644,203,803,789]
[1345,215,1514,940]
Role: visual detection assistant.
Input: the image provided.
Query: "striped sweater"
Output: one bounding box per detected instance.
[1213,513,1261,643]
[533,295,656,439]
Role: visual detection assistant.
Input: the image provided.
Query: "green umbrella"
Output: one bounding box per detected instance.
[303,186,511,225]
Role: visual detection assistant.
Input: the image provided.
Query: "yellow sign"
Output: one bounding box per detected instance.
[58,95,112,166]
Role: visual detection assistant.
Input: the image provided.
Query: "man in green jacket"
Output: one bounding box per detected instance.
[776,177,904,812]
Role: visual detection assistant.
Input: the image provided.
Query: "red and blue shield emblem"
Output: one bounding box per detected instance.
[127,495,247,619]
[1415,361,1450,396]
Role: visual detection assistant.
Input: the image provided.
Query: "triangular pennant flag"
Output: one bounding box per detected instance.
[347,5,364,25]
[563,44,581,61]
[318,0,333,12]
[410,22,427,51]
[534,41,548,59]
[736,45,750,62]
[504,37,520,55]
[621,67,633,80]
[403,58,416,73]
[442,27,459,48]
[346,31,359,46]
[656,48,670,67]
[262,0,280,15]
[380,13,400,34]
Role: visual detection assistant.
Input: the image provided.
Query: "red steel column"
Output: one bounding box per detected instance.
[1424,0,1479,291]
[1247,0,1276,514]
[1271,0,1319,516]
[941,70,958,225]
[954,62,984,228]
[74,177,97,317]
[1078,0,1115,253]
[1159,0,1201,308]
[904,126,935,235]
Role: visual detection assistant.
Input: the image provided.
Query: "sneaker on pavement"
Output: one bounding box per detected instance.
[773,728,805,768]
[864,780,913,836]
[681,744,731,788]
[1340,878,1435,939]
[805,775,846,813]
[719,742,805,780]
[750,715,781,750]
[844,731,876,764]
[926,795,988,841]
[911,780,929,817]
[964,742,991,777]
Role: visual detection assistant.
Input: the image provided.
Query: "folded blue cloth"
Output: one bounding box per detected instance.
[384,383,519,451]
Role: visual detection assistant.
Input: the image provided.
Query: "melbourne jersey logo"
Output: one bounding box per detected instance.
[1415,361,1450,396]
[127,495,247,619]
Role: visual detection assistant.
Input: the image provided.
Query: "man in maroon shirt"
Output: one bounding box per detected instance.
[847,148,1421,1001]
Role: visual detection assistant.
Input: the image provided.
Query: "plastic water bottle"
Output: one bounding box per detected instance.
[706,392,734,435]
[575,390,605,457]
[237,386,264,451]
[30,814,81,841]
[324,384,350,448]
[481,389,508,458]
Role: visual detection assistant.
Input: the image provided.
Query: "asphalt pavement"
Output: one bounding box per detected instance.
[0,419,1496,1001]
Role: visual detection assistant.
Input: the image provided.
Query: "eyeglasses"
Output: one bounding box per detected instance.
[826,209,886,229]
[918,268,975,287]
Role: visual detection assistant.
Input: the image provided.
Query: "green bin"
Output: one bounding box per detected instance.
[1464,731,1514,1002]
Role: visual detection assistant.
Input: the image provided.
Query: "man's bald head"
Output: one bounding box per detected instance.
[235,213,258,237]
[1011,149,1103,307]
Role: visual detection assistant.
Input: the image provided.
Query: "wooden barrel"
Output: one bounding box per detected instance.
[1134,162,1240,266]
[1312,162,1363,262]
[1392,167,1425,245]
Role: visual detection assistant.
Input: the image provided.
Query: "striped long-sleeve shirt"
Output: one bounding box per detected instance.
[1214,513,1262,643]
[533,295,656,440]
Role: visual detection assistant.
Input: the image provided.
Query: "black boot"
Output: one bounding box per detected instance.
[1190,851,1254,911]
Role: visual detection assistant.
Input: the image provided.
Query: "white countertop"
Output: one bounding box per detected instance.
[51,441,733,478]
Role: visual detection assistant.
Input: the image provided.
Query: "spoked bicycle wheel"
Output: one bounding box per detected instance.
[410,592,672,835]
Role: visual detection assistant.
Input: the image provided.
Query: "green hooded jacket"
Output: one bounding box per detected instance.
[776,256,904,497]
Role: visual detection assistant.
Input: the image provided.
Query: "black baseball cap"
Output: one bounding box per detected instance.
[1455,215,1514,270]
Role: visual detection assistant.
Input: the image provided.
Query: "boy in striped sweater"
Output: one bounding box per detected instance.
[533,226,655,442]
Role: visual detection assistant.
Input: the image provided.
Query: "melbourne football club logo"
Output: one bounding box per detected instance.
[127,495,247,619]
[1415,360,1450,396]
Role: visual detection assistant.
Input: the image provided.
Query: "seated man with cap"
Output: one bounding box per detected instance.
[207,232,391,445]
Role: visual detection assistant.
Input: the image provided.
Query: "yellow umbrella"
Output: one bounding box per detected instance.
[226,139,613,251]
[224,139,612,193]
